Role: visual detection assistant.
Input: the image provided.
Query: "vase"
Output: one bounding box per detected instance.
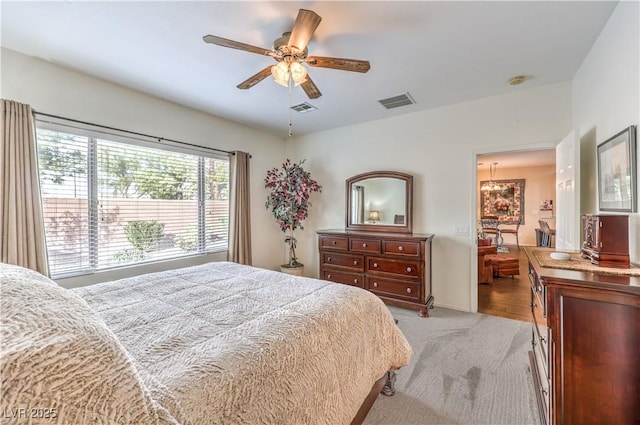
[280,264,304,276]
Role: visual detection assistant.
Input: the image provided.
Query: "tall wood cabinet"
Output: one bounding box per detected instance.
[524,247,640,425]
[317,229,434,317]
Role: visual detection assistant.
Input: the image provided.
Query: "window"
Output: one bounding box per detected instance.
[36,126,229,278]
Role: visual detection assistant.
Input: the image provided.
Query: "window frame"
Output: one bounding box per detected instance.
[36,120,230,279]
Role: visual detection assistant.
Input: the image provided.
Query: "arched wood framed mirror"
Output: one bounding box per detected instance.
[346,171,413,233]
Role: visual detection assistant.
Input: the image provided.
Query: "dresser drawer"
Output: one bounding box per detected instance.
[319,235,349,251]
[321,252,364,271]
[382,240,420,257]
[529,342,550,425]
[318,230,434,318]
[367,276,420,302]
[321,270,364,288]
[528,264,546,317]
[367,257,421,280]
[349,238,381,253]
[531,295,549,378]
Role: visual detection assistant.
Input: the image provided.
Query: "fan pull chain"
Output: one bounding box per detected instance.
[288,76,293,137]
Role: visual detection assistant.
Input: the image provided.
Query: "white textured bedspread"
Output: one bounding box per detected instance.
[72,262,412,425]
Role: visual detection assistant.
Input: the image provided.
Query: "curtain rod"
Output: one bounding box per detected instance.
[33,111,249,157]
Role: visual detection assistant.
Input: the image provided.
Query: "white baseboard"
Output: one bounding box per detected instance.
[433,301,472,313]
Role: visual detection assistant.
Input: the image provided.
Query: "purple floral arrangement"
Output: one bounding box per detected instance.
[265,159,322,267]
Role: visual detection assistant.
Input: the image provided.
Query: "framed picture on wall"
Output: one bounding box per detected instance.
[480,179,525,223]
[597,125,637,212]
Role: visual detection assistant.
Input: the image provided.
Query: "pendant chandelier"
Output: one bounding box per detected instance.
[481,162,501,191]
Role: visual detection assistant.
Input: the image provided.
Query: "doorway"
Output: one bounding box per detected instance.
[474,148,556,321]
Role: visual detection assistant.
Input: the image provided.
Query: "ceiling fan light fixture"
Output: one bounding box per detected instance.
[290,62,308,86]
[203,8,369,107]
[271,62,290,87]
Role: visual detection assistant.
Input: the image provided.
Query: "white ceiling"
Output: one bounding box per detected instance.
[1,1,617,138]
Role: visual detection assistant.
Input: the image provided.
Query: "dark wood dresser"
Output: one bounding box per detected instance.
[317,229,434,317]
[524,247,640,425]
[581,213,630,268]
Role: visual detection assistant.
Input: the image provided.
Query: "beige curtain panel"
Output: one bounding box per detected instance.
[1,99,49,276]
[228,151,252,265]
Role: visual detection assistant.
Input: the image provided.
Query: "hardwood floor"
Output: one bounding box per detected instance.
[478,245,531,322]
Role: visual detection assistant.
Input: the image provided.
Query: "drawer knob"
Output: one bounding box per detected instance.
[373,262,378,268]
[353,260,358,266]
[406,287,412,294]
[327,257,332,262]
[327,274,332,279]
[398,246,403,251]
[406,267,412,273]
[539,336,546,343]
[541,387,548,396]
[373,282,378,288]
[354,278,358,284]
[332,240,337,245]
[362,243,367,248]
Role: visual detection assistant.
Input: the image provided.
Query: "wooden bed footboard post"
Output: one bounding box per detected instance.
[381,371,397,396]
[381,318,399,396]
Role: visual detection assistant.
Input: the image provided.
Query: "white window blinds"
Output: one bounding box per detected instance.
[36,126,229,278]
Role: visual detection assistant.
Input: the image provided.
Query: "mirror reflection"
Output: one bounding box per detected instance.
[351,178,407,225]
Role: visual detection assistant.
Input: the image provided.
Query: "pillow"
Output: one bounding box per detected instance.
[0,263,178,425]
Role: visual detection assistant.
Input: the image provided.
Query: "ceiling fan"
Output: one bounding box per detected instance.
[203,9,370,99]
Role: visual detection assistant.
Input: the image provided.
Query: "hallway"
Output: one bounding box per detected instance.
[478,245,531,322]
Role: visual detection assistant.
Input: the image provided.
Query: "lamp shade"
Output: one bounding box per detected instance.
[289,62,308,86]
[481,181,501,191]
[368,210,380,222]
[271,62,290,87]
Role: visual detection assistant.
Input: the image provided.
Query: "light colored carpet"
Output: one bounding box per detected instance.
[364,306,538,425]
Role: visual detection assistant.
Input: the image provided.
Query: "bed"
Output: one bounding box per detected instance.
[1,261,412,424]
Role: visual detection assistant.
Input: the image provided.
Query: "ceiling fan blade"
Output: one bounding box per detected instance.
[300,76,322,99]
[287,9,322,54]
[203,35,275,57]
[237,66,274,90]
[306,56,370,73]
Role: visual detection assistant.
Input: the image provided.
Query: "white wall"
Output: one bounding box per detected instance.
[1,47,287,286]
[572,1,640,265]
[286,83,572,312]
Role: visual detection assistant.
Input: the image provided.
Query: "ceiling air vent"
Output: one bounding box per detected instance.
[378,92,416,110]
[290,102,318,114]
